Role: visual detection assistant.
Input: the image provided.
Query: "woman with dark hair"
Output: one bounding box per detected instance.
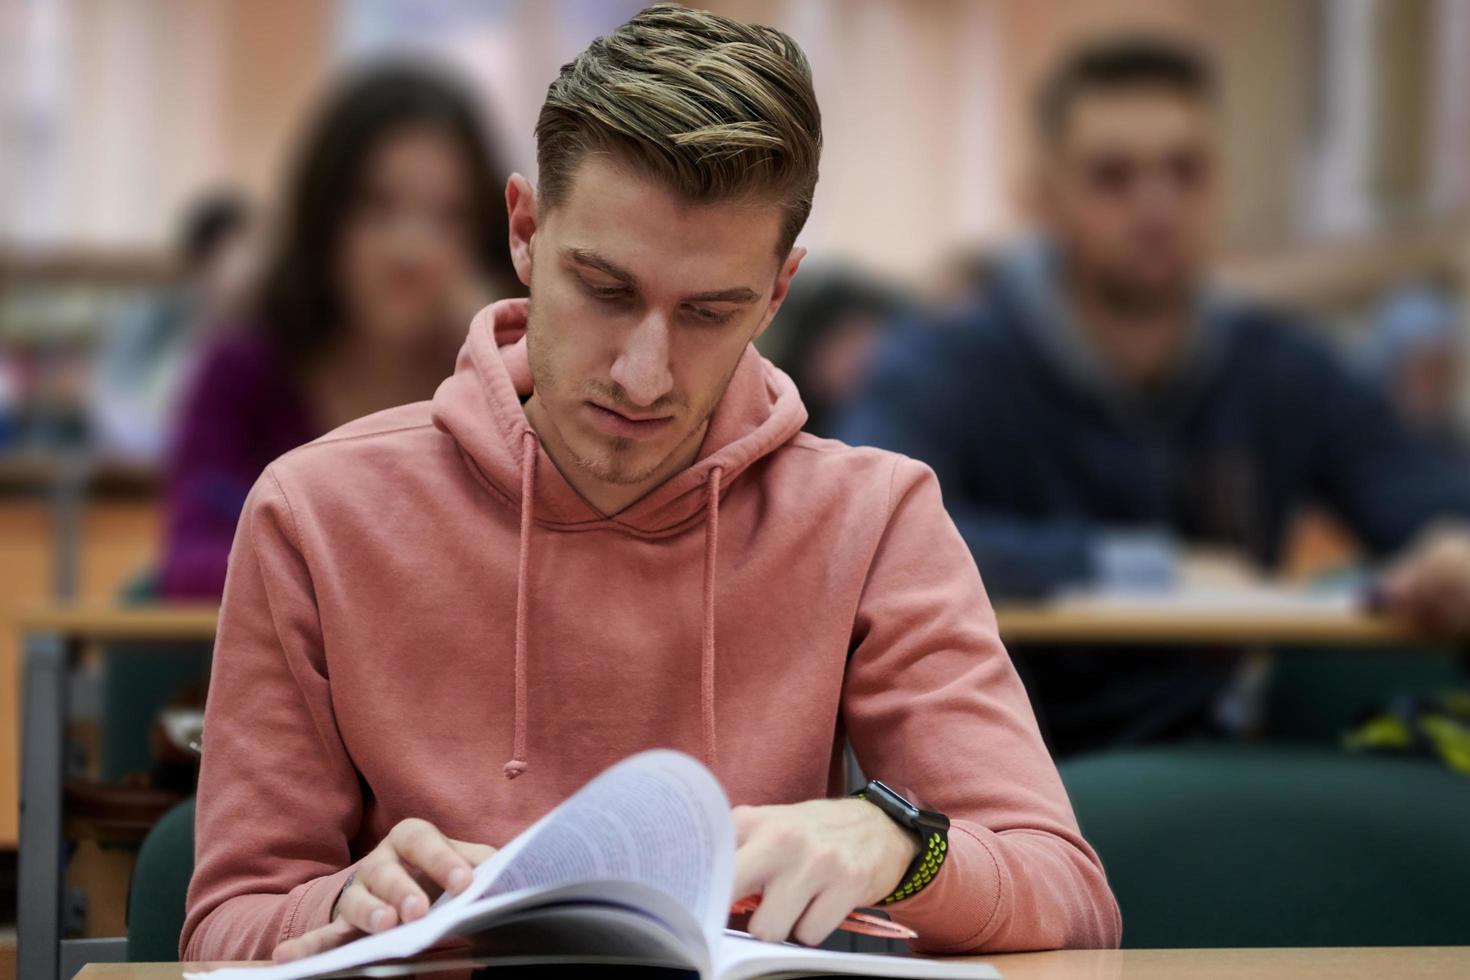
[159,61,520,598]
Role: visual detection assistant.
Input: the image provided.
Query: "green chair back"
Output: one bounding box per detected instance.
[1061,743,1470,948]
[101,569,211,782]
[127,797,195,961]
[1265,647,1466,744]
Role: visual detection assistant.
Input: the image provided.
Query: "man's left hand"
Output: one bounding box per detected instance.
[730,798,917,946]
[1377,523,1470,638]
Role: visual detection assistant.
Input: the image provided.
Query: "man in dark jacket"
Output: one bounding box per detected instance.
[838,36,1470,755]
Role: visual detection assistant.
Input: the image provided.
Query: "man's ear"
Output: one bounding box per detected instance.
[753,246,807,341]
[506,174,538,288]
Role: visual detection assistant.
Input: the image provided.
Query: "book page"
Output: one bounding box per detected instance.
[715,933,1001,980]
[483,749,734,950]
[1050,583,1360,616]
[183,887,591,980]
[186,750,733,980]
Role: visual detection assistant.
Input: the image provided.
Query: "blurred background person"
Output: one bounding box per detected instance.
[837,36,1470,755]
[87,191,257,463]
[1362,283,1468,463]
[758,263,910,438]
[158,61,521,599]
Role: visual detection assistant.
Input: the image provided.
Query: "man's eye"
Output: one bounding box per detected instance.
[584,281,630,302]
[686,305,734,325]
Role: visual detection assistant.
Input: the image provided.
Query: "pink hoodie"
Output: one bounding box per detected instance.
[182,299,1120,960]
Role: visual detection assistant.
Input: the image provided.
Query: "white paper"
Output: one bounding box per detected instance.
[1051,584,1360,616]
[716,934,1001,980]
[186,750,732,980]
[482,748,733,947]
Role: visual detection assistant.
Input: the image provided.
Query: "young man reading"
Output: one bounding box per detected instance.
[183,5,1121,962]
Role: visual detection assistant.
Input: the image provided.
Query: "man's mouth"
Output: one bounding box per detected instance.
[582,401,675,440]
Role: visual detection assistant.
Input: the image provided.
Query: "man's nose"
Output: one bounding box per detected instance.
[609,313,675,408]
[1135,169,1191,213]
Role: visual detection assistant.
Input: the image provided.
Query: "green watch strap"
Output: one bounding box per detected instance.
[881,828,948,905]
[854,786,950,905]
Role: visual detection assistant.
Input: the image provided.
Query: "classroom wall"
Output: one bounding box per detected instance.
[9,0,1461,279]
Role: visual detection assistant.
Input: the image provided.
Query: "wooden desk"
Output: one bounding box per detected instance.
[15,599,1447,649]
[992,599,1449,648]
[0,455,158,499]
[20,604,220,641]
[71,947,1470,979]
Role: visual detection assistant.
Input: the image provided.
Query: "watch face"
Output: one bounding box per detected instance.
[867,780,921,822]
[867,780,948,831]
[917,810,951,833]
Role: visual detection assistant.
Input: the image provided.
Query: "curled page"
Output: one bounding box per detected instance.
[486,748,734,944]
[185,750,733,980]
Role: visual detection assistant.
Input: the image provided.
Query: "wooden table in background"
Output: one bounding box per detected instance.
[17,597,1452,649]
[73,947,1470,979]
[993,601,1445,647]
[20,604,220,642]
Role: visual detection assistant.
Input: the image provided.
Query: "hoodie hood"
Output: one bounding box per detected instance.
[430,298,807,779]
[432,298,808,533]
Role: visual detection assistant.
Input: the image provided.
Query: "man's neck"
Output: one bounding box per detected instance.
[522,394,709,517]
[1065,273,1192,390]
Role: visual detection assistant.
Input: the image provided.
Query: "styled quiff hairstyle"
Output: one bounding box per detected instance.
[535,3,822,255]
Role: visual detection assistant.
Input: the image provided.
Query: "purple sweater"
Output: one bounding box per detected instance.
[160,330,318,599]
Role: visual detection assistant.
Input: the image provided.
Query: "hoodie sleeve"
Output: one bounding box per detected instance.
[181,467,364,961]
[841,457,1122,953]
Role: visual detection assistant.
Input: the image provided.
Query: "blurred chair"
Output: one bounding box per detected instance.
[55,570,207,964]
[1264,646,1467,744]
[65,570,206,848]
[101,569,209,787]
[126,797,195,962]
[1060,743,1470,947]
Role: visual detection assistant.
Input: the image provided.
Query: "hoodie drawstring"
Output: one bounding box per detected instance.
[503,430,537,780]
[501,443,724,779]
[701,466,723,770]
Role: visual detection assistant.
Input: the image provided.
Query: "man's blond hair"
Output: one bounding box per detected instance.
[535,3,822,255]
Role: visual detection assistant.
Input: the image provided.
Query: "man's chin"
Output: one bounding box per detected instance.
[561,409,712,490]
[1100,273,1194,318]
[568,438,669,487]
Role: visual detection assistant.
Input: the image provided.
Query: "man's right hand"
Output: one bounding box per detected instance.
[272,818,495,963]
[1376,523,1470,638]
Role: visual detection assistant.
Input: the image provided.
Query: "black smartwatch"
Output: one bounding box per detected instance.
[853,779,950,905]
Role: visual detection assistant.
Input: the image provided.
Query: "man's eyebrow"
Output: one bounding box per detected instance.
[564,247,759,304]
[685,286,760,304]
[565,248,637,285]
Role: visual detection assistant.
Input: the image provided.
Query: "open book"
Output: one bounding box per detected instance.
[187,751,999,980]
